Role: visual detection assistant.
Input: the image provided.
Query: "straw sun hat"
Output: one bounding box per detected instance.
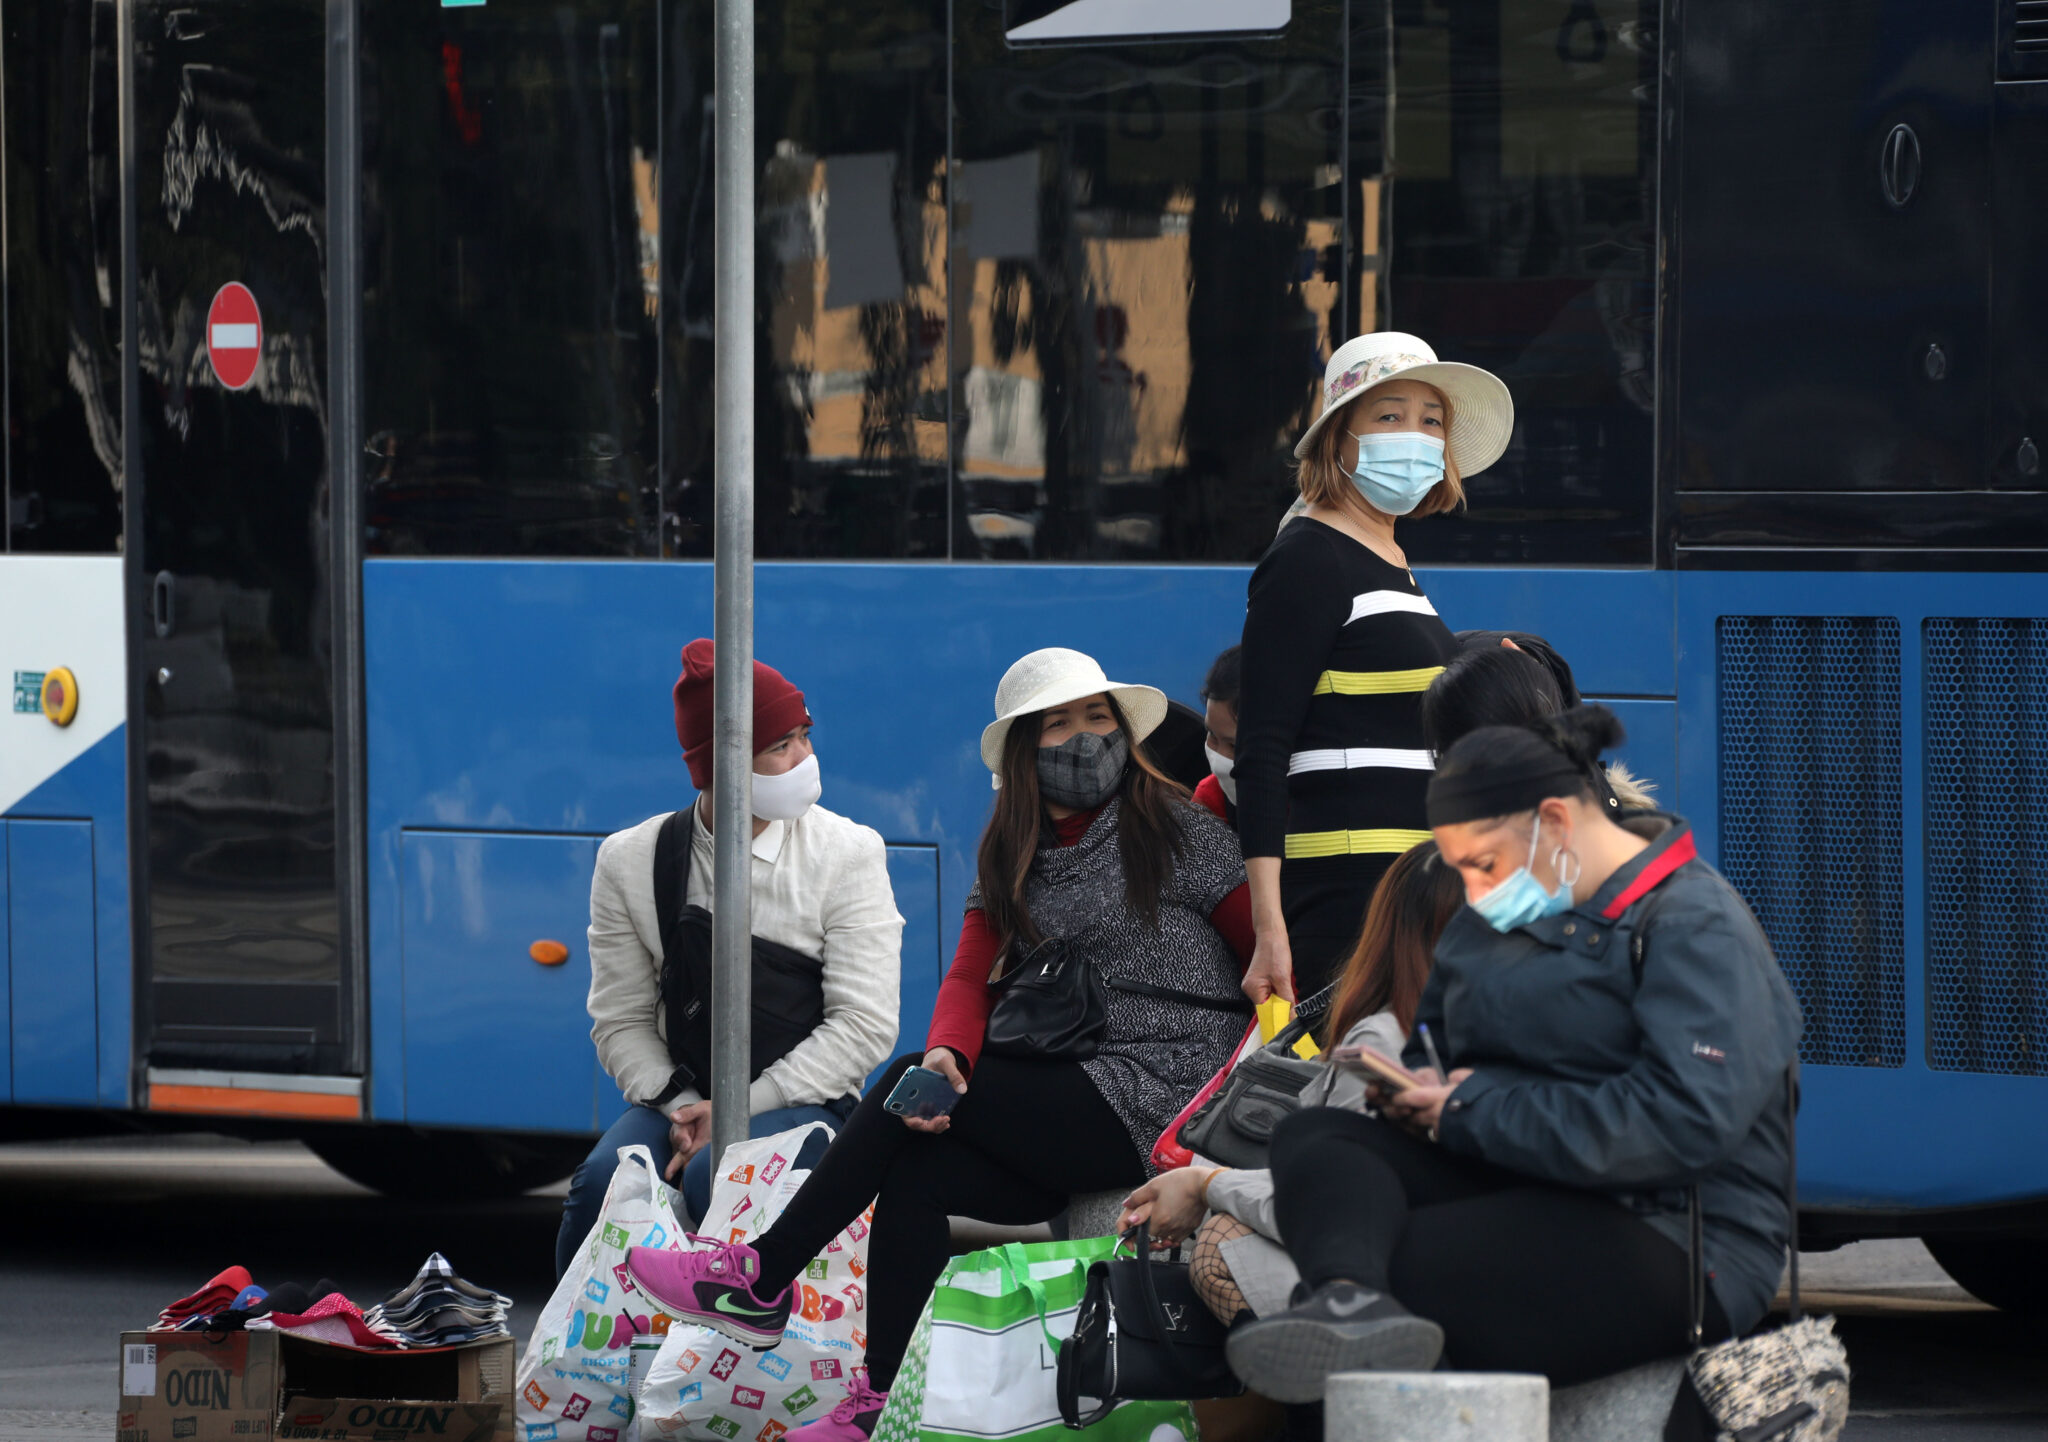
[1293,331,1514,478]
[979,648,1169,775]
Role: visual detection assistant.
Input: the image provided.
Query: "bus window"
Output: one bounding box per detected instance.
[4,0,123,555]
[664,0,953,560]
[951,0,1346,559]
[362,0,660,558]
[1386,0,1657,566]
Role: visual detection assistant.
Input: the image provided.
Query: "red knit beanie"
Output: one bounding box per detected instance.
[672,639,812,790]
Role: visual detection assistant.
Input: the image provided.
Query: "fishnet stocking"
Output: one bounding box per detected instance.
[1190,1209,1258,1323]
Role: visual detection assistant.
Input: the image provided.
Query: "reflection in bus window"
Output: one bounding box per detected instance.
[4,0,123,554]
[1387,0,1656,565]
[954,0,1347,559]
[362,0,659,558]
[1005,0,1291,46]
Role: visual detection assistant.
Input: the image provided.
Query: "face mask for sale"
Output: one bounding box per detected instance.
[1037,729,1129,810]
[752,751,822,822]
[1205,745,1238,806]
[1347,431,1446,516]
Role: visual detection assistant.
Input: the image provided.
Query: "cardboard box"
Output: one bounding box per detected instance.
[119,1330,515,1442]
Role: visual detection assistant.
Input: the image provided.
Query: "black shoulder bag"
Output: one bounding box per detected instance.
[983,936,1253,1063]
[1057,1222,1244,1429]
[1174,985,1335,1169]
[652,807,833,1098]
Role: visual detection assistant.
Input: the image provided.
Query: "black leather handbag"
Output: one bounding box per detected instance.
[1057,1223,1243,1428]
[984,937,1252,1063]
[1174,1000,1330,1169]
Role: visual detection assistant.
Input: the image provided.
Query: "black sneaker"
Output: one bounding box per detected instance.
[1224,1281,1444,1404]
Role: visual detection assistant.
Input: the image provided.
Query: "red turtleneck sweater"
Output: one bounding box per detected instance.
[924,806,1255,1072]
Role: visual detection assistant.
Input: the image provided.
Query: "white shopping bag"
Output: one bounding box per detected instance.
[639,1122,873,1442]
[517,1144,690,1442]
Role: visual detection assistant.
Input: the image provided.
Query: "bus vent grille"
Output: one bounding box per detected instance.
[1717,616,1905,1068]
[2001,0,2048,79]
[1926,618,2048,1075]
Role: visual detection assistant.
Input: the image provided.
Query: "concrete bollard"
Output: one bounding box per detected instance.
[1326,1372,1550,1442]
[1548,1358,1688,1442]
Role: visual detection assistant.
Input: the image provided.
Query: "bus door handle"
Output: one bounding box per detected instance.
[152,570,176,638]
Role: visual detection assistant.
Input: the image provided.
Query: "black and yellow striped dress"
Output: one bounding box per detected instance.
[1235,517,1456,998]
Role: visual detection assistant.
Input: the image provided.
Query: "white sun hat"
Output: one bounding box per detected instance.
[1293,331,1514,478]
[979,647,1169,774]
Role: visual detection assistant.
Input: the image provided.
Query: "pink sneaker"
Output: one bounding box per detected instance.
[786,1369,888,1442]
[625,1239,792,1351]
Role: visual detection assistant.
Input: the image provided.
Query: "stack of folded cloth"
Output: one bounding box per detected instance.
[152,1271,394,1347]
[361,1254,512,1348]
[156,1267,259,1330]
[247,1288,395,1348]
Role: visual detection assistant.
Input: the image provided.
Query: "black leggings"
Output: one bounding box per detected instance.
[751,1052,1144,1389]
[1269,1107,1730,1388]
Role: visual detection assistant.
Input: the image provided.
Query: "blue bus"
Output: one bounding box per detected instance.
[1,0,2042,1306]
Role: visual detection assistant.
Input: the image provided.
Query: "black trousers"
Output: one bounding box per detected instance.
[1269,1107,1731,1388]
[752,1052,1144,1389]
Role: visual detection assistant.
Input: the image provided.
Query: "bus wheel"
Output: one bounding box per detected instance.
[307,1126,585,1199]
[1923,1234,2048,1315]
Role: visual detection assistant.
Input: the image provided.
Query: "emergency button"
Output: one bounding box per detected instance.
[40,666,79,726]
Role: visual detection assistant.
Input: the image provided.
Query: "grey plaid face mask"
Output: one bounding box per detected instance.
[1037,728,1129,810]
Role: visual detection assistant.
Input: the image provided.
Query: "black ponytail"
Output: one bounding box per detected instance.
[1426,704,1627,826]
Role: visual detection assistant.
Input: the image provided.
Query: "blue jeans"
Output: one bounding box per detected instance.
[555,1099,852,1278]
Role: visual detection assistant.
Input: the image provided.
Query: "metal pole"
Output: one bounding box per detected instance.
[709,0,756,1172]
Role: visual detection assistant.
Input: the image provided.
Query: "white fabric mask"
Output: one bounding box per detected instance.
[1204,745,1238,806]
[752,751,822,822]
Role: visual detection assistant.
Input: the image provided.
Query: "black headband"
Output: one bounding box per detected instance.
[1426,763,1589,826]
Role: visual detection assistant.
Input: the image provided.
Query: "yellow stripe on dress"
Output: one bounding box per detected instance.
[1284,828,1435,859]
[1311,665,1446,696]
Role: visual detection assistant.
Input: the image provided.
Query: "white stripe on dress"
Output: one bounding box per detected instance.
[1346,590,1439,625]
[1288,747,1437,776]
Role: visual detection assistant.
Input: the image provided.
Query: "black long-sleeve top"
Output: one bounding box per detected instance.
[1235,517,1456,863]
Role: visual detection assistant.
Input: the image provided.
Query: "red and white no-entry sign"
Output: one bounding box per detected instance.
[206,282,263,391]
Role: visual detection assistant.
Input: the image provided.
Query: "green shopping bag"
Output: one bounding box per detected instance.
[872,1238,1197,1442]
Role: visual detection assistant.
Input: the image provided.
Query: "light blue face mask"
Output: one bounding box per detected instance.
[1471,814,1580,933]
[1347,431,1447,516]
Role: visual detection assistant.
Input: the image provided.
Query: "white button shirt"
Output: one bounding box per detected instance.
[586,798,903,1116]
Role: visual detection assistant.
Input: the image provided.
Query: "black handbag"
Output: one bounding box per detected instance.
[1057,1223,1244,1428]
[1174,989,1333,1169]
[984,937,1252,1063]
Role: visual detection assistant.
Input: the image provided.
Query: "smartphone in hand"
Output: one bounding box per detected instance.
[1328,1043,1427,1094]
[884,1065,961,1121]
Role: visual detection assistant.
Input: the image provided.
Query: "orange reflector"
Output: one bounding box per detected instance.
[149,1084,362,1120]
[530,939,570,965]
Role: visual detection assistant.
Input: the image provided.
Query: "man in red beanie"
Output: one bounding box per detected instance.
[558,641,903,1271]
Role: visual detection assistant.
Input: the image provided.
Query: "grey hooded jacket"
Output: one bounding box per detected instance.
[1410,813,1802,1334]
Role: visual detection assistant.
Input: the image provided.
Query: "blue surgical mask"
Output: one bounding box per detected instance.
[1347,431,1446,516]
[1471,814,1577,933]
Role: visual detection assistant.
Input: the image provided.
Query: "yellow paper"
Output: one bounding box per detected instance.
[1292,1034,1323,1061]
[1256,997,1293,1043]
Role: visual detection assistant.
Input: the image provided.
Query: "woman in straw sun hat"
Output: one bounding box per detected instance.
[1233,332,1514,1007]
[625,646,1258,1441]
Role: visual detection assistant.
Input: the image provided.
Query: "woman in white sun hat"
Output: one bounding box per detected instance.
[1235,332,1514,1007]
[635,647,1259,1439]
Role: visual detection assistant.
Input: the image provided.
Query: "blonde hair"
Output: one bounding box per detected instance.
[1296,381,1466,520]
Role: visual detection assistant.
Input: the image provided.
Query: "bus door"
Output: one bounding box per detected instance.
[129,0,353,1077]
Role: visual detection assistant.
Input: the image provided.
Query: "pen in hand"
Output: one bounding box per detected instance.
[1417,1021,1446,1080]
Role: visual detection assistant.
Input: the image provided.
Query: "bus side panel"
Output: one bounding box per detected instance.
[7,819,97,1103]
[399,830,603,1134]
[363,558,1675,1128]
[0,555,132,1108]
[1677,570,2048,1211]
